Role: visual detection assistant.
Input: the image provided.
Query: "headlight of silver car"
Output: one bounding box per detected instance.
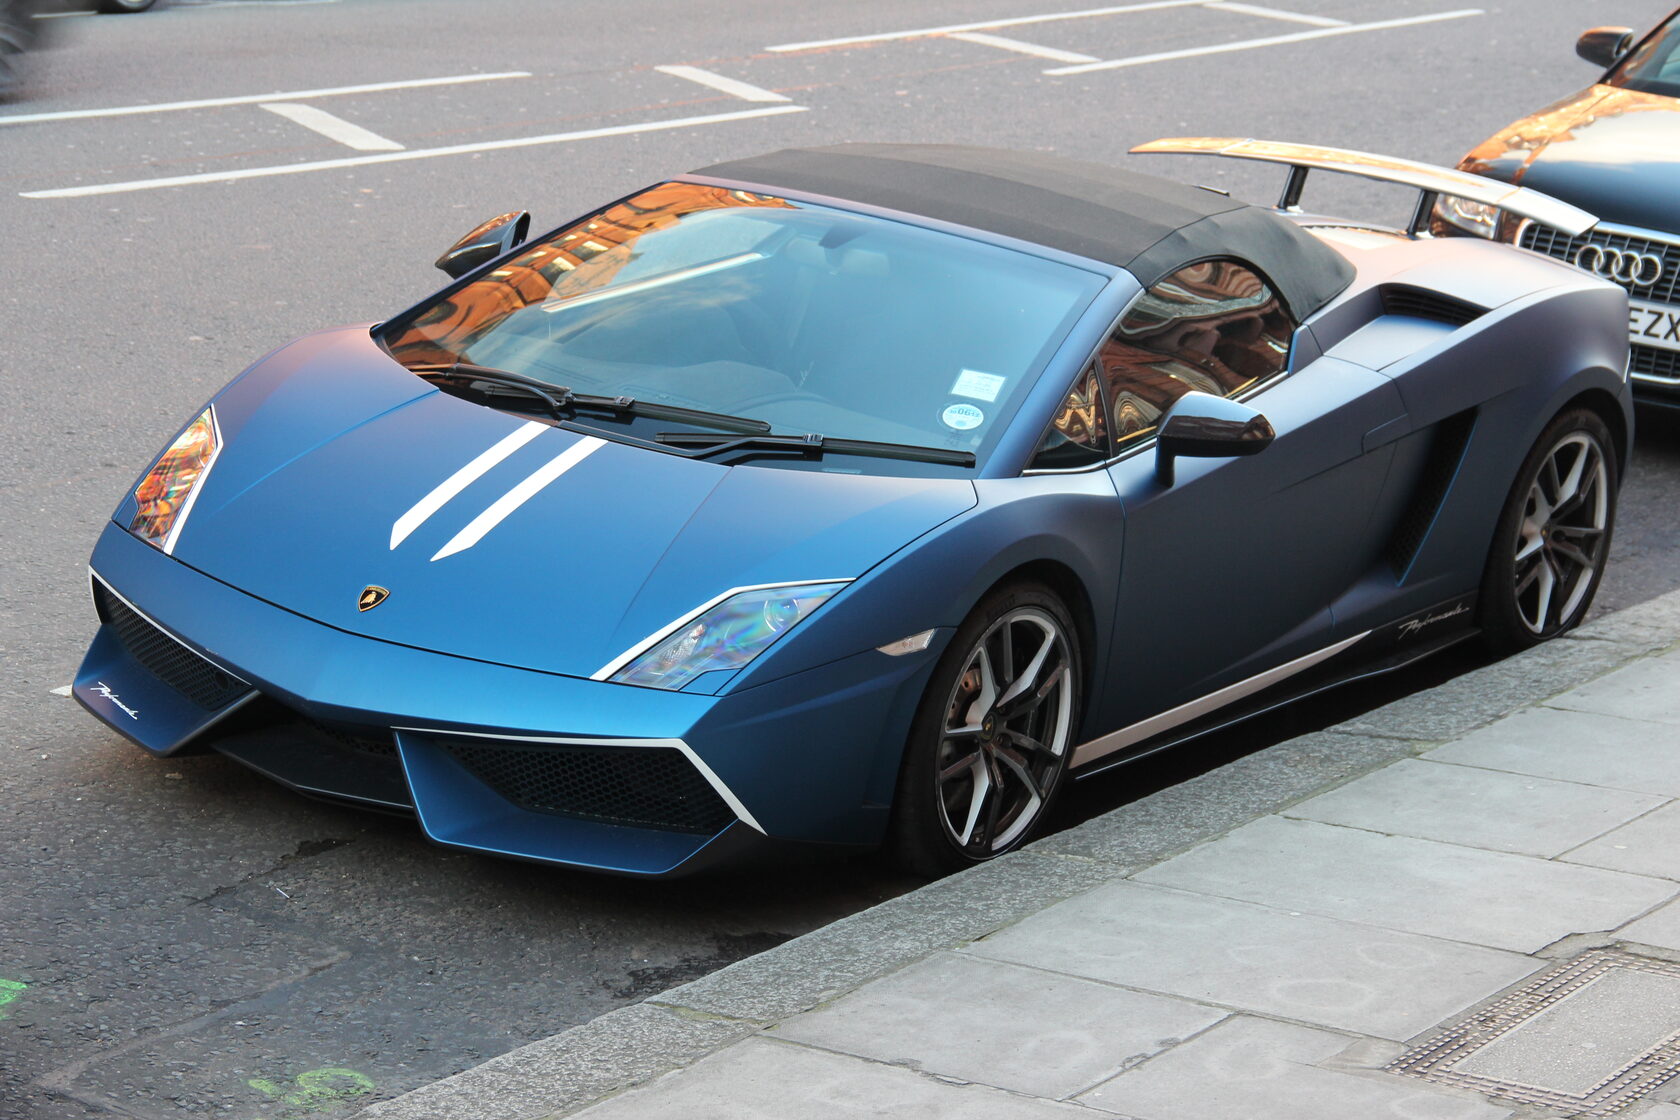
[1431,195,1501,239]
[606,581,848,690]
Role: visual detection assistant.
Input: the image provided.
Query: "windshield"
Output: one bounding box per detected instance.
[1608,15,1680,98]
[380,182,1105,473]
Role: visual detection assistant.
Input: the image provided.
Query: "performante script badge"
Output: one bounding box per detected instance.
[358,585,390,612]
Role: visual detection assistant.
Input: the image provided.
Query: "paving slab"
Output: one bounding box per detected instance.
[1135,816,1678,952]
[771,951,1224,1100]
[966,881,1540,1041]
[1077,1016,1510,1120]
[1617,898,1680,952]
[1544,651,1680,726]
[1285,758,1664,857]
[1564,802,1680,880]
[567,1037,1092,1120]
[1425,708,1680,797]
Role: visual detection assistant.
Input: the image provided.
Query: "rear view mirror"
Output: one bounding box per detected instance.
[1577,26,1633,69]
[435,211,531,279]
[1155,392,1275,486]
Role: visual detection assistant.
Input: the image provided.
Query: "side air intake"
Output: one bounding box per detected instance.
[1386,408,1477,577]
[1382,286,1485,328]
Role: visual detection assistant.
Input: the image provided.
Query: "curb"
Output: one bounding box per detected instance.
[356,587,1680,1120]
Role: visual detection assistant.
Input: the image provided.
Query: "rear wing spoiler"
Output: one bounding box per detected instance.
[1130,137,1597,238]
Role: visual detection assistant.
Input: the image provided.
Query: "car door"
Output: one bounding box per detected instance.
[1092,259,1407,737]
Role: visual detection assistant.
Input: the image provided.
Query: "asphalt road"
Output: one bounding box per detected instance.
[4,0,1680,1116]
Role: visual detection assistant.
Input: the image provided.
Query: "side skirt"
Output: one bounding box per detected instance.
[1071,592,1478,780]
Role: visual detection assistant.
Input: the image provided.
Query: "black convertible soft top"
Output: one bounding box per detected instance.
[692,143,1355,321]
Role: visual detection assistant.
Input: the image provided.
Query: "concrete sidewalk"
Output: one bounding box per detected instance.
[362,589,1680,1120]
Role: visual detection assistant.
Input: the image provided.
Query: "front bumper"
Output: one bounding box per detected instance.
[76,523,938,876]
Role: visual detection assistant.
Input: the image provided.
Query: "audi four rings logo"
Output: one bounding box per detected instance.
[1576,245,1667,288]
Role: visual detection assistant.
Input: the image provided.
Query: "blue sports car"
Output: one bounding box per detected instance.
[77,141,1632,876]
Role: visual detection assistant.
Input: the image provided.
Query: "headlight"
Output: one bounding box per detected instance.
[1431,195,1501,239]
[129,406,221,554]
[607,581,847,690]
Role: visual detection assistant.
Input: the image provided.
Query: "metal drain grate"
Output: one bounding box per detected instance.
[1389,950,1680,1115]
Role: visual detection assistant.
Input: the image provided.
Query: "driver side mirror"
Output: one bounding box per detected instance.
[1155,392,1275,487]
[435,211,531,279]
[1577,26,1633,69]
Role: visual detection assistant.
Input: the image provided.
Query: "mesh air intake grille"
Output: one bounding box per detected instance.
[443,741,735,834]
[1382,285,1484,327]
[94,583,251,710]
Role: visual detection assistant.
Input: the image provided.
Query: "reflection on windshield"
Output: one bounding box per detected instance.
[1611,15,1680,99]
[382,182,1103,470]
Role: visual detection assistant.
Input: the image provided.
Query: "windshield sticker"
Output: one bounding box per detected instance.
[950,369,1007,402]
[941,403,985,431]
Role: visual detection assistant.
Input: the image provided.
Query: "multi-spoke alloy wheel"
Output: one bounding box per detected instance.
[889,583,1080,875]
[1512,432,1608,634]
[1481,410,1618,653]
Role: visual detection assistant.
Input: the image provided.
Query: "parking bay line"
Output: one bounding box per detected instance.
[1202,2,1348,28]
[1043,9,1483,74]
[654,65,790,102]
[0,72,530,127]
[947,31,1100,64]
[766,0,1207,52]
[260,103,404,152]
[20,104,809,199]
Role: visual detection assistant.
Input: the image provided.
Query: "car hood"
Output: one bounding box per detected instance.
[168,327,978,682]
[1461,85,1680,231]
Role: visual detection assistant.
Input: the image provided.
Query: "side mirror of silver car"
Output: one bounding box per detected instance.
[435,211,531,279]
[1577,26,1634,69]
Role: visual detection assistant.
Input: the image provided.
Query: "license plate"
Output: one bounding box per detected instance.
[1629,298,1680,353]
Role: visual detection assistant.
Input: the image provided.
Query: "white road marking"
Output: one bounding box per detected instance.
[50,685,73,697]
[260,102,404,151]
[947,31,1100,63]
[766,0,1206,51]
[654,65,790,102]
[0,72,530,127]
[390,421,548,550]
[21,104,809,199]
[431,437,606,561]
[1203,2,1348,27]
[1044,9,1483,74]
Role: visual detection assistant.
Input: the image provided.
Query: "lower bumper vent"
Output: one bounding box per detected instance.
[1631,345,1680,385]
[94,582,250,711]
[443,741,735,834]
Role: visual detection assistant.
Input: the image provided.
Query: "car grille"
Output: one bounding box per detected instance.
[94,582,251,710]
[1630,345,1680,384]
[304,716,398,758]
[442,740,736,834]
[1520,222,1680,304]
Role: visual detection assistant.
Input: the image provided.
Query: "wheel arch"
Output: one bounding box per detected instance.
[984,558,1100,712]
[1557,385,1632,477]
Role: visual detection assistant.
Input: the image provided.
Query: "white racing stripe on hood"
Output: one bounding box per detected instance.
[430,437,606,561]
[390,421,547,550]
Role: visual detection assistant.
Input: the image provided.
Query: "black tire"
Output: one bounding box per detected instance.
[887,581,1082,876]
[1478,408,1617,655]
[96,0,155,12]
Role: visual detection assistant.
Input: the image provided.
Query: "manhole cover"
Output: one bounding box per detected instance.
[1389,950,1680,1116]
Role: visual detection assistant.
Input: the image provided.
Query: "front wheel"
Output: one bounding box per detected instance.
[1479,408,1617,654]
[95,0,156,12]
[888,582,1081,876]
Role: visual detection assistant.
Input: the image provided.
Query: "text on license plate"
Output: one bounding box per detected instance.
[1630,299,1680,353]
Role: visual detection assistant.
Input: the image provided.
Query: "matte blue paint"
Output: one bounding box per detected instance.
[75,174,1636,876]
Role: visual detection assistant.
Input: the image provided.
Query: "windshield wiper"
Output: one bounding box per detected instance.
[411,362,771,434]
[655,431,976,467]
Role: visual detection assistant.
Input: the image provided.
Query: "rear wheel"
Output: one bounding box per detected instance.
[96,0,156,12]
[888,582,1080,876]
[1479,408,1616,654]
